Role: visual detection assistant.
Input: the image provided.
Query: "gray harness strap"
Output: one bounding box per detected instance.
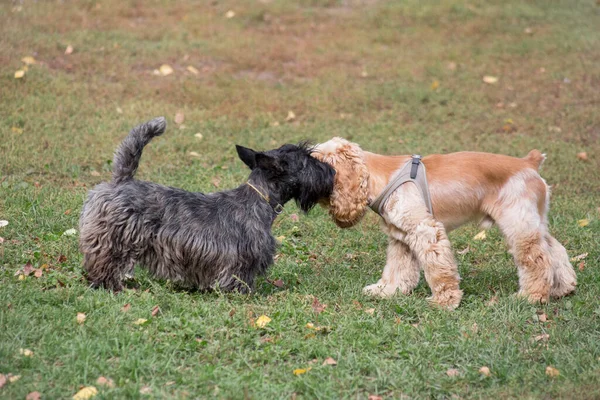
[369,155,434,216]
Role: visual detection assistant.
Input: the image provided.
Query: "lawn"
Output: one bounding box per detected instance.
[1,0,599,398]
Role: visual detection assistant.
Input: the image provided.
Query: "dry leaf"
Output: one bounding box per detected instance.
[72,386,98,400]
[187,65,199,75]
[482,76,498,84]
[19,348,34,357]
[577,219,590,227]
[446,368,460,377]
[165,381,175,386]
[11,126,23,134]
[116,107,123,114]
[293,367,311,376]
[77,312,86,325]
[194,133,203,140]
[322,357,337,366]
[457,246,470,255]
[255,315,271,328]
[570,253,588,262]
[352,300,362,310]
[174,112,185,125]
[8,375,21,383]
[139,386,152,395]
[26,391,42,400]
[18,275,26,281]
[578,261,585,271]
[367,396,383,400]
[360,70,369,78]
[290,214,299,222]
[272,279,284,288]
[121,303,131,312]
[0,374,6,388]
[90,171,101,177]
[159,64,174,76]
[211,177,221,188]
[15,70,25,79]
[151,305,160,317]
[65,45,74,55]
[23,263,34,275]
[430,80,439,90]
[96,376,115,388]
[447,62,457,70]
[22,56,36,65]
[0,220,8,228]
[276,235,285,244]
[34,269,43,278]
[312,297,326,314]
[479,366,491,377]
[365,308,375,315]
[545,366,560,377]
[63,228,77,236]
[538,313,548,322]
[473,230,487,241]
[188,151,200,157]
[134,318,148,325]
[225,10,235,18]
[534,333,550,342]
[285,110,296,122]
[576,152,588,161]
[524,27,533,35]
[0,237,4,244]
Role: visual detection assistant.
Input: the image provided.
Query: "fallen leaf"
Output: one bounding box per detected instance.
[570,253,588,262]
[77,312,86,325]
[576,152,588,161]
[285,110,296,122]
[174,112,185,125]
[0,237,4,244]
[121,303,131,312]
[0,220,8,228]
[211,177,221,188]
[26,391,42,400]
[0,374,6,388]
[187,65,199,75]
[188,151,200,157]
[151,305,160,317]
[63,228,77,236]
[538,313,548,322]
[272,279,284,288]
[159,64,174,76]
[134,318,148,325]
[194,133,203,140]
[139,385,152,395]
[290,214,299,222]
[446,368,460,377]
[367,396,383,400]
[8,375,21,383]
[19,348,33,357]
[479,366,491,377]
[96,376,115,388]
[276,235,285,244]
[545,366,560,377]
[322,357,337,366]
[482,76,498,84]
[116,107,123,114]
[473,230,487,241]
[352,300,362,309]
[14,70,25,79]
[23,263,34,275]
[312,297,326,314]
[365,308,375,315]
[524,27,533,35]
[90,171,101,177]
[11,126,23,134]
[360,69,369,78]
[578,261,585,271]
[18,275,25,281]
[73,386,98,400]
[65,45,74,55]
[577,219,590,227]
[225,10,235,18]
[255,315,271,328]
[534,333,550,342]
[457,246,470,255]
[22,56,36,65]
[430,80,439,90]
[34,269,43,278]
[293,367,311,376]
[165,381,175,386]
[447,61,457,70]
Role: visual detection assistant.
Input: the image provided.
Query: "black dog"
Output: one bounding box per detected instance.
[79,117,334,292]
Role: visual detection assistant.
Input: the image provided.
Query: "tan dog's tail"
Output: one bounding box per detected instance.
[524,149,546,170]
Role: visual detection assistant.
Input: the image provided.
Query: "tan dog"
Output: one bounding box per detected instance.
[312,137,577,309]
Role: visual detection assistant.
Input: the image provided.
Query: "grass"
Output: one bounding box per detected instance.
[1,0,599,398]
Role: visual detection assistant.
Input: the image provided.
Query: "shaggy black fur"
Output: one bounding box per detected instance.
[79,117,334,293]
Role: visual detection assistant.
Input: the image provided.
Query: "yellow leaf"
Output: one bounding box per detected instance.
[188,151,200,157]
[134,318,148,325]
[473,230,487,240]
[285,110,296,122]
[430,80,439,90]
[18,274,25,281]
[19,348,33,357]
[194,133,203,140]
[21,56,36,65]
[276,235,285,244]
[570,253,588,262]
[479,366,491,377]
[15,70,25,79]
[8,375,21,383]
[293,367,311,376]
[545,366,560,377]
[255,315,271,328]
[306,322,315,329]
[577,219,589,227]
[365,308,375,315]
[65,45,74,55]
[482,76,498,84]
[72,386,98,400]
[187,65,199,75]
[225,10,235,18]
[159,64,173,76]
[11,126,23,134]
[77,312,86,325]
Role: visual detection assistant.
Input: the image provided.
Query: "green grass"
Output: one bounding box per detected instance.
[1,0,599,398]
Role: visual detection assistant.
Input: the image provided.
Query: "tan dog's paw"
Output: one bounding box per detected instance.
[362,282,398,298]
[427,289,463,310]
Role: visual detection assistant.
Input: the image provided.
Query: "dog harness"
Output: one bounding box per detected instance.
[369,155,434,216]
[246,181,284,214]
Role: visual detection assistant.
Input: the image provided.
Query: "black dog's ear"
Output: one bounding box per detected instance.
[236,145,257,169]
[255,153,284,174]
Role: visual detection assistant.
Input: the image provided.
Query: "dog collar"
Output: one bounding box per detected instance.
[369,155,433,216]
[246,181,284,214]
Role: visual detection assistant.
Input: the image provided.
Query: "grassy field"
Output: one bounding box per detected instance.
[1,0,599,398]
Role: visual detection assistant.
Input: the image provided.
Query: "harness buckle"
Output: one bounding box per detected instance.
[410,154,422,179]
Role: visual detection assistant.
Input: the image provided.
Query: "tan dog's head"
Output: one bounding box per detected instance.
[311,137,370,228]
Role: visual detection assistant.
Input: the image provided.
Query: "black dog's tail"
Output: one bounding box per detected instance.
[112,117,167,184]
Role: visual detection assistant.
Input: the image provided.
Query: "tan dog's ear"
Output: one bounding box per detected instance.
[313,141,369,228]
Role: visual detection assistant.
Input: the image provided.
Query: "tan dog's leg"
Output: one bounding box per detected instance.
[385,185,463,310]
[363,238,420,298]
[546,235,577,298]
